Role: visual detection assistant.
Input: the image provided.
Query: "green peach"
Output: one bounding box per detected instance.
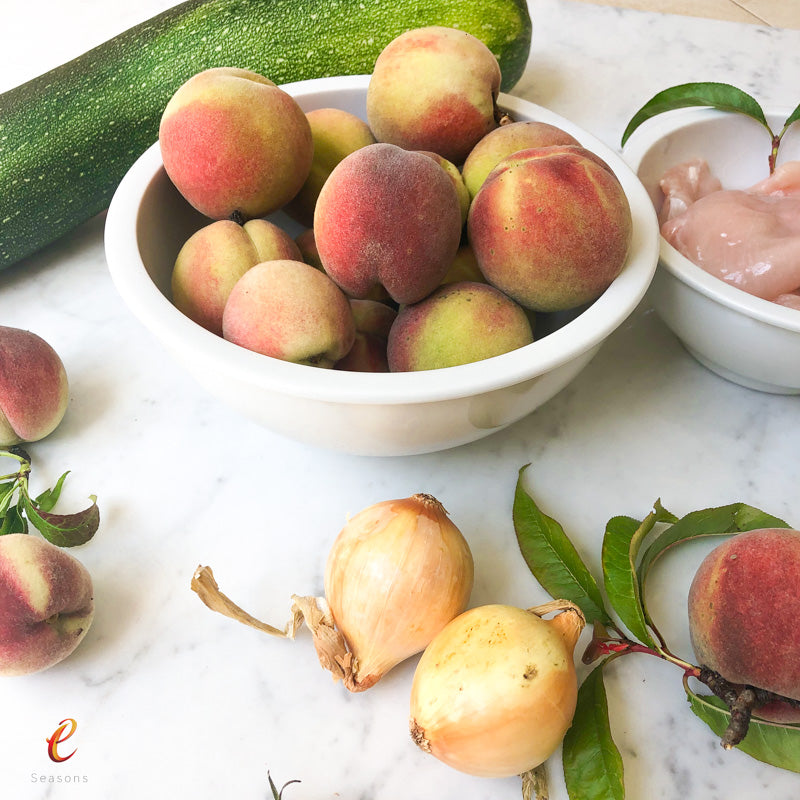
[285,108,377,227]
[417,151,471,226]
[387,281,533,371]
[440,244,485,286]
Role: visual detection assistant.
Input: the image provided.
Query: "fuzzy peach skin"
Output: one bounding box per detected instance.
[416,151,471,226]
[688,528,800,723]
[387,281,534,371]
[335,300,398,373]
[461,120,581,198]
[0,534,94,676]
[172,219,302,336]
[440,244,485,286]
[0,326,69,446]
[367,26,502,165]
[314,143,462,305]
[295,228,324,271]
[285,108,377,227]
[468,145,633,312]
[159,67,313,220]
[222,260,355,367]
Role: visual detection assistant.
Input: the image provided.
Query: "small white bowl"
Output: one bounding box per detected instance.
[623,106,800,394]
[105,74,659,456]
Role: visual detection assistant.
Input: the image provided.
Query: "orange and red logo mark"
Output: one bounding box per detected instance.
[46,718,78,763]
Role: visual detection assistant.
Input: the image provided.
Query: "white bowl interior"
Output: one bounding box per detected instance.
[623,107,800,393]
[106,75,659,453]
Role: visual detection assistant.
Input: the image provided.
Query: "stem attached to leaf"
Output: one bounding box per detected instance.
[584,624,800,748]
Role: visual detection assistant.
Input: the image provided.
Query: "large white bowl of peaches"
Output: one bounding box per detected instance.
[105,27,659,455]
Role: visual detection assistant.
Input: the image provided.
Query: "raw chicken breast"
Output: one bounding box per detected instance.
[658,158,722,225]
[660,160,800,302]
[775,291,800,311]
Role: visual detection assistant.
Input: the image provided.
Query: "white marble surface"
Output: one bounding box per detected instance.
[1,1,799,798]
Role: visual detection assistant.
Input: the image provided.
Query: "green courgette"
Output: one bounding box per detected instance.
[0,0,531,269]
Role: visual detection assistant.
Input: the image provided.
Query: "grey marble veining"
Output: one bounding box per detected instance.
[1,1,800,798]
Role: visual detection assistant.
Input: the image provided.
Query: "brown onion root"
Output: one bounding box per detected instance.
[521,764,549,800]
[190,566,364,689]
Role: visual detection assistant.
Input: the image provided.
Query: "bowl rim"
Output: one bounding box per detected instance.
[622,105,800,334]
[105,74,660,405]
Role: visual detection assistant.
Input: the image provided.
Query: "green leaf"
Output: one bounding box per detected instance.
[0,480,19,518]
[781,102,800,133]
[23,495,100,547]
[563,665,625,800]
[513,465,612,625]
[637,503,791,588]
[621,81,770,146]
[0,502,27,535]
[601,503,676,647]
[34,470,70,513]
[684,680,800,772]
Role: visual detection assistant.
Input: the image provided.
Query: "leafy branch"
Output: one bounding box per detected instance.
[0,445,99,546]
[512,464,800,800]
[621,81,800,173]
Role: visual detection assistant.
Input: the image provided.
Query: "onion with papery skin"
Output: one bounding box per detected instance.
[409,601,584,778]
[324,493,474,691]
[190,493,474,694]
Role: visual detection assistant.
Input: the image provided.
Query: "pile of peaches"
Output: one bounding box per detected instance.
[161,26,633,373]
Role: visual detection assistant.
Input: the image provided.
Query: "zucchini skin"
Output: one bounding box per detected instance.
[0,0,532,268]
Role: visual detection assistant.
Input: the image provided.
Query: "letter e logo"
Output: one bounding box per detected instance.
[46,718,78,763]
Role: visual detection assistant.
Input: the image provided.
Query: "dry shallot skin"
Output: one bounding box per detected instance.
[409,603,582,778]
[324,494,474,691]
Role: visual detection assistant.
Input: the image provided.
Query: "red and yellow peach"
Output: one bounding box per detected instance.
[314,143,462,305]
[159,67,313,220]
[0,326,69,446]
[222,260,355,367]
[468,145,633,312]
[0,534,94,676]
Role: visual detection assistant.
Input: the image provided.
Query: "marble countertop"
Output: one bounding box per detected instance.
[2,1,799,798]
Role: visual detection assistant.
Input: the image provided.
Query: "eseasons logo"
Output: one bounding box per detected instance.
[46,718,78,763]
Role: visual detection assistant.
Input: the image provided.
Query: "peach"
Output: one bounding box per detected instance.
[335,300,398,373]
[0,326,69,446]
[295,228,324,272]
[387,281,533,371]
[172,219,302,335]
[688,528,800,722]
[367,27,502,165]
[222,260,355,367]
[159,67,313,220]
[462,120,581,198]
[440,244,485,286]
[0,534,94,676]
[314,143,462,305]
[468,145,632,312]
[417,151,471,226]
[285,108,377,227]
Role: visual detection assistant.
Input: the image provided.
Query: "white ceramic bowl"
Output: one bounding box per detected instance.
[623,106,800,394]
[105,74,659,456]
